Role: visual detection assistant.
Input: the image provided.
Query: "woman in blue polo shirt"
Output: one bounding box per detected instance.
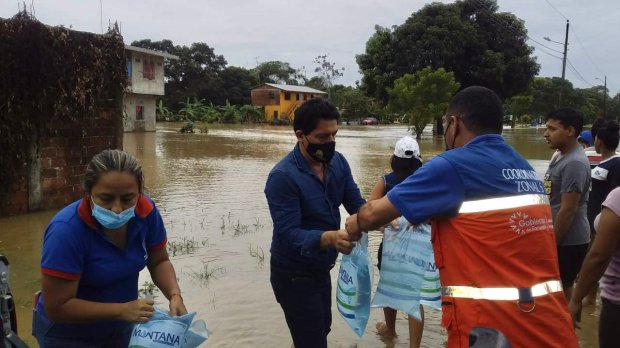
[33,149,187,347]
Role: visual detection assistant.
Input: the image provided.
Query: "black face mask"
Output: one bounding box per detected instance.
[306,139,336,163]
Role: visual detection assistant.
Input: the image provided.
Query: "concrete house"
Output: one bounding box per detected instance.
[123,45,178,132]
[250,83,327,123]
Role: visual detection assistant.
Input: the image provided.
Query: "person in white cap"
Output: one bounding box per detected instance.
[369,136,437,348]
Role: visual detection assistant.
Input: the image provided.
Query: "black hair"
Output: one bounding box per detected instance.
[591,117,606,140]
[596,120,620,150]
[545,108,584,137]
[391,155,423,182]
[293,98,340,135]
[445,86,504,134]
[84,149,144,193]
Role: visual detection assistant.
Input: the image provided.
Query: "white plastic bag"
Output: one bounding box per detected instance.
[336,233,373,337]
[372,218,436,320]
[128,307,209,348]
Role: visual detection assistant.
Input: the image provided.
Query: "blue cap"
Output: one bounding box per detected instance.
[578,130,593,147]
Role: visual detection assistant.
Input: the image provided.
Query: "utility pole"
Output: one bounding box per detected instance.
[545,20,570,107]
[596,76,608,118]
[603,75,607,118]
[559,19,569,106]
[561,20,569,80]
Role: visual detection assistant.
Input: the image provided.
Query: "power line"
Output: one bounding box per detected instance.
[570,25,605,76]
[464,0,603,91]
[530,44,563,60]
[566,59,595,87]
[541,0,605,80]
[543,0,569,20]
[467,0,535,43]
[469,0,564,62]
[527,38,564,54]
[468,1,583,78]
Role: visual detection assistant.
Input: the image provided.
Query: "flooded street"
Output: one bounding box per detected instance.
[0,124,600,347]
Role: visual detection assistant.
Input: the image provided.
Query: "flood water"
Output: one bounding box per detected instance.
[0,123,600,347]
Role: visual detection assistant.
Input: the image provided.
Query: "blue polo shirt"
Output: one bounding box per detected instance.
[388,134,545,224]
[36,195,167,335]
[265,143,365,271]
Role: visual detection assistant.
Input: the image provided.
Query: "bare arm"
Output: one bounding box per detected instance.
[346,195,401,240]
[368,177,399,231]
[569,207,620,325]
[554,191,581,243]
[368,178,386,201]
[42,275,153,323]
[147,247,187,316]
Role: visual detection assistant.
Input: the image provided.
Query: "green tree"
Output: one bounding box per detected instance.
[220,66,258,105]
[357,0,538,104]
[505,95,533,128]
[313,54,344,99]
[609,93,620,121]
[356,25,395,105]
[131,39,229,109]
[527,77,575,116]
[219,100,240,123]
[340,88,375,123]
[156,99,173,121]
[388,67,460,140]
[239,105,263,123]
[252,61,305,85]
[575,87,605,124]
[306,76,328,92]
[520,114,532,125]
[178,98,209,122]
[328,85,379,123]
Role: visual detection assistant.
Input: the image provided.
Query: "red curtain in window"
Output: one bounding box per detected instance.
[142,60,155,80]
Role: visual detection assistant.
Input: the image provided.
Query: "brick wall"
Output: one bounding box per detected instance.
[1,109,122,216]
[3,181,29,216]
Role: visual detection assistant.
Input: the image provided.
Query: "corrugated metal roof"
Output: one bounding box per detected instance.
[124,45,179,60]
[261,83,326,94]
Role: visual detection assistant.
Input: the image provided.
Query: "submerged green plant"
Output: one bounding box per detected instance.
[190,261,225,285]
[139,280,158,300]
[167,237,208,257]
[249,244,265,265]
[232,220,250,237]
[252,217,264,232]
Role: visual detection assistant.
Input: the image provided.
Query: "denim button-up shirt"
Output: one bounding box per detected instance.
[265,143,365,271]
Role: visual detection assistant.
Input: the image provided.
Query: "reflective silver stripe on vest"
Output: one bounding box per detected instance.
[442,280,562,300]
[458,194,549,214]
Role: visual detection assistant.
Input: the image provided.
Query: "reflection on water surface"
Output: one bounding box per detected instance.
[0,124,598,347]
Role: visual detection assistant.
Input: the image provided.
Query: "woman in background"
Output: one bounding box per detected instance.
[585,120,620,305]
[570,185,620,348]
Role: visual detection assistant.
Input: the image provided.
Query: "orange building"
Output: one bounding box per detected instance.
[251,83,327,123]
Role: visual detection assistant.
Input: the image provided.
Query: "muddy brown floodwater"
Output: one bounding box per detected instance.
[0,123,599,347]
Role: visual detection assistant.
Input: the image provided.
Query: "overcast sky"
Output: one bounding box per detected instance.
[2,0,618,95]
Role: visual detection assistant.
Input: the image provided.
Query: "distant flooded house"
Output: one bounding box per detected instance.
[123,45,178,132]
[250,83,327,123]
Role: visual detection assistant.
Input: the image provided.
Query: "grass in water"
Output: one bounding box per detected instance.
[249,244,265,265]
[167,236,209,257]
[139,280,158,300]
[191,261,225,285]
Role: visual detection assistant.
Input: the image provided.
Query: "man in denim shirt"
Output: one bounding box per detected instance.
[265,98,365,348]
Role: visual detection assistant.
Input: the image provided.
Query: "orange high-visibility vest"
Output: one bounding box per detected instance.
[432,193,578,348]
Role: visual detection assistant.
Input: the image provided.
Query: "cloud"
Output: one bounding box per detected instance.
[1,0,618,94]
